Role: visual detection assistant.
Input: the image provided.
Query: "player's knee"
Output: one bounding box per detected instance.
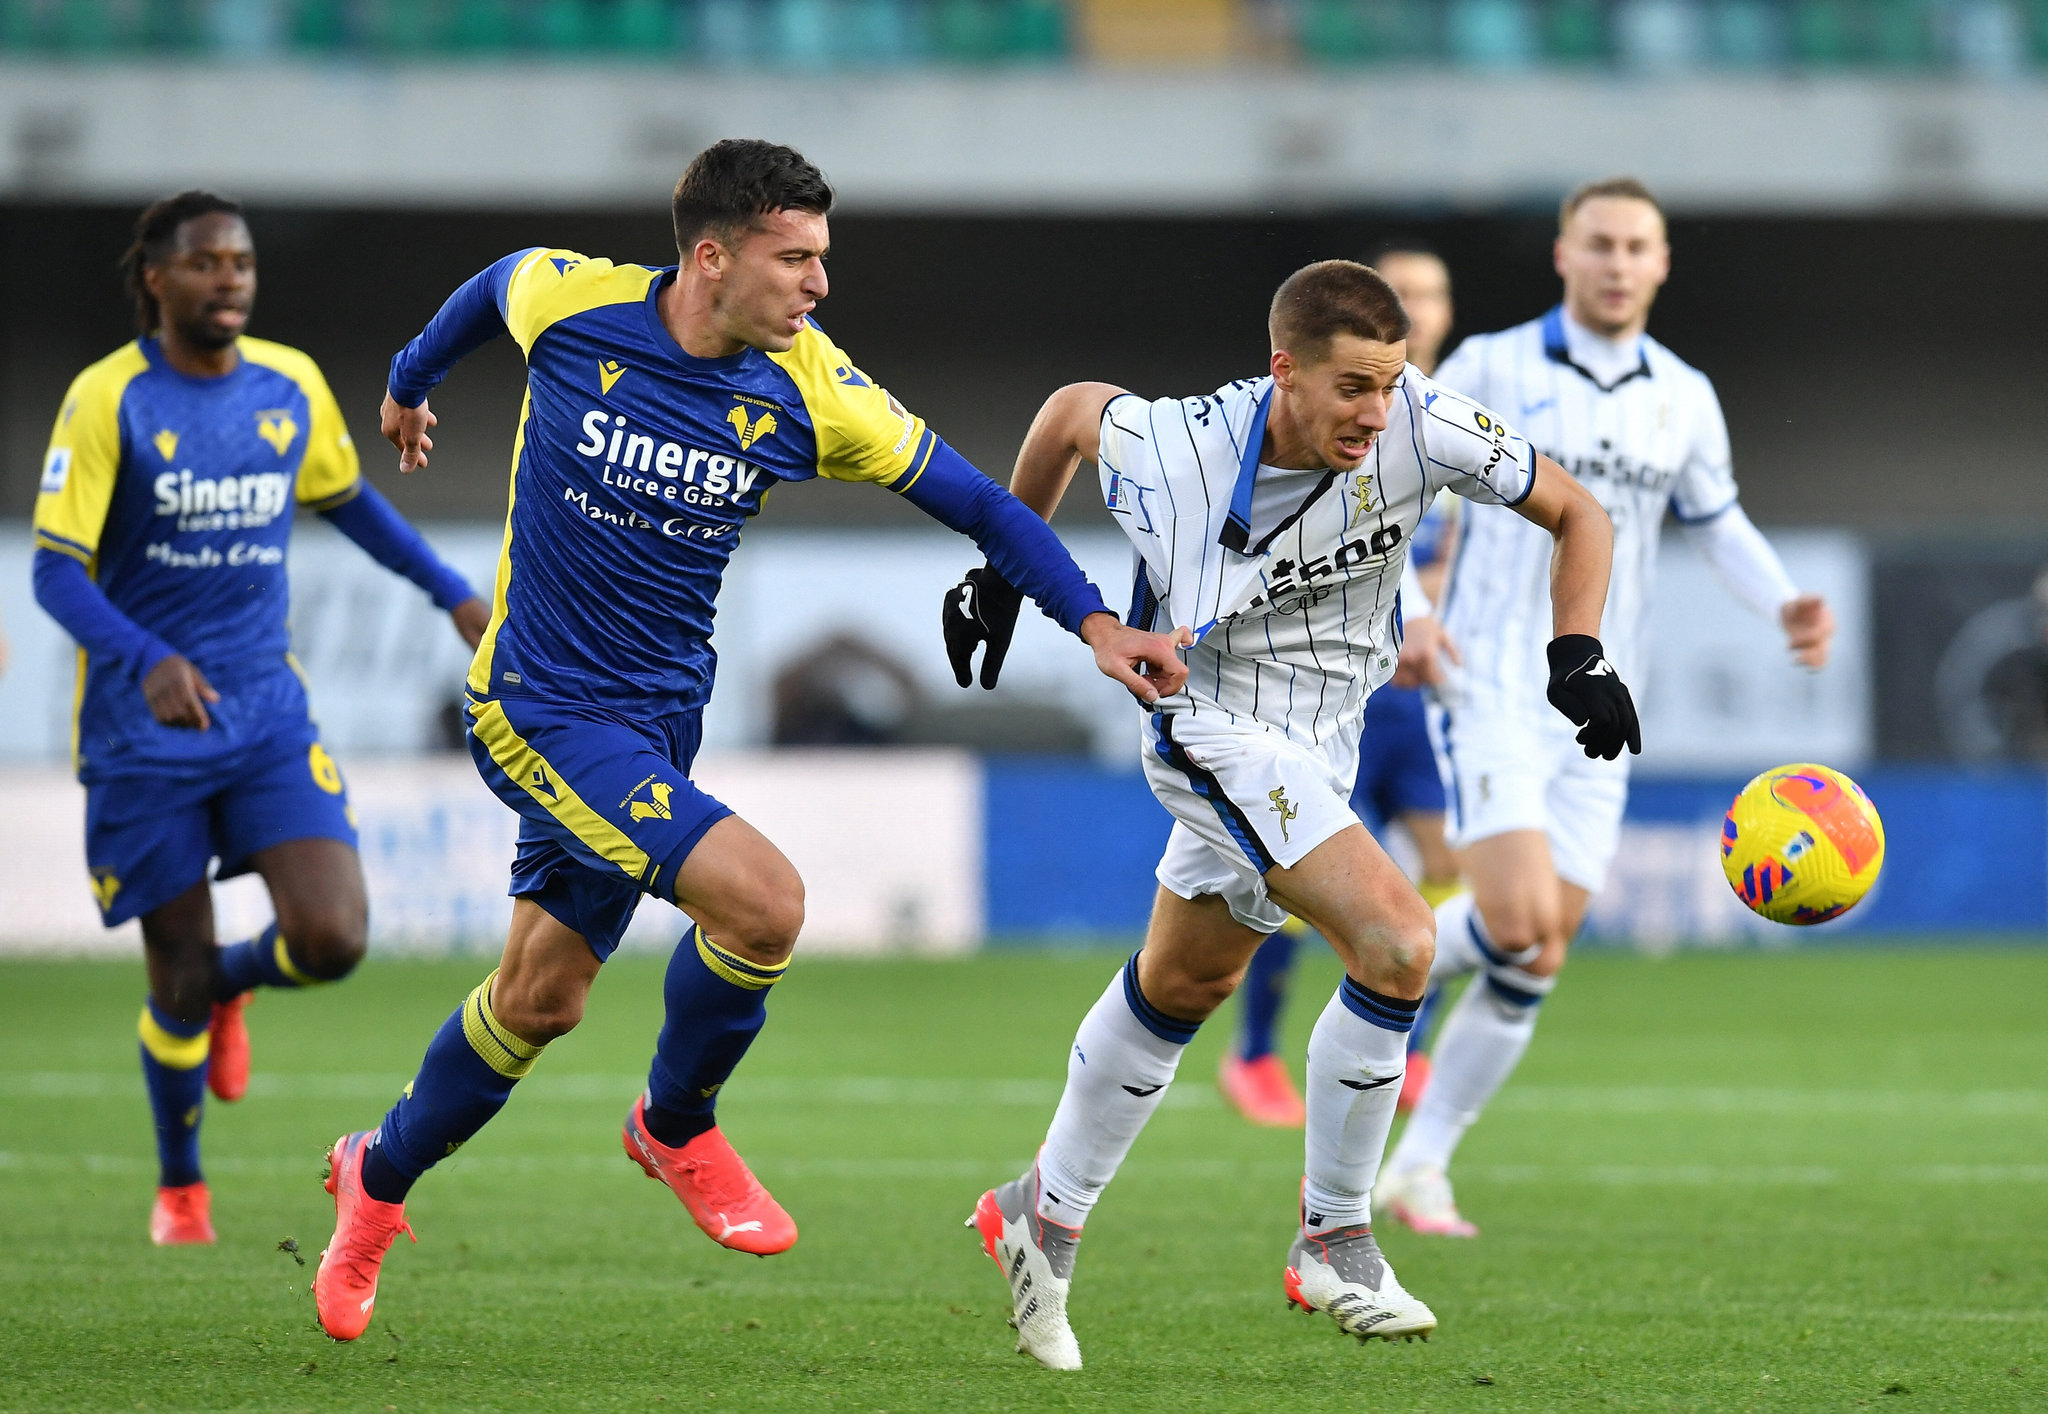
[491,977,586,1045]
[1147,959,1243,1022]
[287,913,368,981]
[1477,898,1555,957]
[152,966,214,1027]
[713,873,804,967]
[1382,916,1435,996]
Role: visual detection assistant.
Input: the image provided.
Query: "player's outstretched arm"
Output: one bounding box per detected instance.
[1511,454,1639,759]
[904,430,1188,704]
[1681,504,1833,669]
[381,248,537,472]
[320,483,489,648]
[938,382,1131,689]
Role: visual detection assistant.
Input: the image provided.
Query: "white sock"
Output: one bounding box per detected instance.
[1390,959,1556,1175]
[1036,955,1196,1230]
[1428,892,1486,984]
[1300,976,1422,1231]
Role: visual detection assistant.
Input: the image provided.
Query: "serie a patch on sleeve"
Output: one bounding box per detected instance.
[41,446,72,494]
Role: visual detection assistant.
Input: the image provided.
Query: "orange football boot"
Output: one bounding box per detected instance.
[314,1131,415,1341]
[208,993,250,1102]
[1397,1050,1431,1114]
[622,1094,796,1255]
[1218,1051,1307,1127]
[150,1182,215,1245]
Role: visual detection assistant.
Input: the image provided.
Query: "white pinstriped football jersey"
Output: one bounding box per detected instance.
[1098,371,1535,748]
[1434,306,1740,706]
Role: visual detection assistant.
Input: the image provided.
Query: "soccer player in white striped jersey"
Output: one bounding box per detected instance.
[1377,179,1836,1238]
[944,260,1630,1367]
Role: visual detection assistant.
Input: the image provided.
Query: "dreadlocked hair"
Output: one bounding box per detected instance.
[119,190,244,334]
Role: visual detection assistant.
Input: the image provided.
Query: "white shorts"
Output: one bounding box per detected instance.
[1428,693,1630,894]
[1142,711,1360,933]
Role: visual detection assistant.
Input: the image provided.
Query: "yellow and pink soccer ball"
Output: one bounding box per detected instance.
[1721,764,1885,925]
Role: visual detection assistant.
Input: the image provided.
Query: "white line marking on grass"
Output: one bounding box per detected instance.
[5,1151,2048,1187]
[6,1073,2047,1116]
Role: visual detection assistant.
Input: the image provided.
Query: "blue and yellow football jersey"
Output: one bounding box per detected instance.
[393,249,943,715]
[33,336,362,778]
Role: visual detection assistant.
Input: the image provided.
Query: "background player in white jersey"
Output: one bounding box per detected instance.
[1378,178,1836,1238]
[942,260,1631,1367]
[1220,239,1466,1128]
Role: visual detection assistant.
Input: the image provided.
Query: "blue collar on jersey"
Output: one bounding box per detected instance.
[1218,381,1338,558]
[1218,383,1273,553]
[1541,305,1651,393]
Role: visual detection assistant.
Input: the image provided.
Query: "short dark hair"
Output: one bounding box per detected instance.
[672,139,835,254]
[1268,259,1412,363]
[119,190,245,334]
[1363,236,1442,268]
[1559,176,1664,232]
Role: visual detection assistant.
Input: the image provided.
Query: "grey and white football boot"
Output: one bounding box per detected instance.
[967,1158,1083,1370]
[1284,1213,1437,1343]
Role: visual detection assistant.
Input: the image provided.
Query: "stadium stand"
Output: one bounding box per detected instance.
[0,0,2043,69]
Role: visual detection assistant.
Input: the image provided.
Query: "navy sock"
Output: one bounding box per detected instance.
[213,923,316,1000]
[361,970,542,1204]
[1408,981,1445,1057]
[138,1000,209,1187]
[1238,927,1300,1061]
[642,927,787,1148]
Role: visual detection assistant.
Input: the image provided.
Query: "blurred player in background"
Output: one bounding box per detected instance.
[946,260,1631,1367]
[1377,178,1835,1238]
[29,192,486,1246]
[311,139,1187,1341]
[1220,239,1465,1128]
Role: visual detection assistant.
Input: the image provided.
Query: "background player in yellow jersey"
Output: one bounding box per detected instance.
[312,140,1191,1340]
[29,192,487,1245]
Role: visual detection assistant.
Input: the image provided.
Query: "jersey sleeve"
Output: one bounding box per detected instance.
[1414,378,1537,506]
[1669,373,1739,523]
[771,324,935,488]
[32,356,136,568]
[1096,393,1166,516]
[502,249,658,356]
[289,357,362,510]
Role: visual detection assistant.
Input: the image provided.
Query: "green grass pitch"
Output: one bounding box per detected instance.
[2,944,2045,1412]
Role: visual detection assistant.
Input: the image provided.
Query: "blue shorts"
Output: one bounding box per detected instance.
[83,727,359,928]
[1352,686,1447,829]
[465,693,732,961]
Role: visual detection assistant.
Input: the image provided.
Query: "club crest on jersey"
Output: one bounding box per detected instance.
[255,411,298,456]
[598,359,627,395]
[1267,787,1298,842]
[626,776,673,822]
[726,402,778,450]
[153,429,179,462]
[1347,472,1376,527]
[89,867,121,911]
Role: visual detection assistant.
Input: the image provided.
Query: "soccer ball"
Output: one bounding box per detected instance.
[1720,764,1885,925]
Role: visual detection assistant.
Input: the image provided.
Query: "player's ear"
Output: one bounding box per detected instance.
[1269,348,1296,390]
[691,237,726,279]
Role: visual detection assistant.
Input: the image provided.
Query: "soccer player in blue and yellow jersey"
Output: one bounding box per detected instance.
[312,139,1190,1339]
[30,192,487,1246]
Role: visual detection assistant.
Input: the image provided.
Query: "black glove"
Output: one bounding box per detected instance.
[1545,634,1641,760]
[943,563,1024,689]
